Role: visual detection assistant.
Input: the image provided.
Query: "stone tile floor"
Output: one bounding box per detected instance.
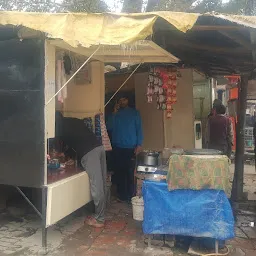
[0,200,255,256]
[0,201,179,256]
[0,164,256,255]
[0,170,256,256]
[1,192,256,255]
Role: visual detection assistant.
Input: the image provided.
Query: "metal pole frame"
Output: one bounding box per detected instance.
[42,186,48,252]
[14,186,48,250]
[215,240,219,254]
[15,186,42,218]
[232,75,248,201]
[104,63,142,108]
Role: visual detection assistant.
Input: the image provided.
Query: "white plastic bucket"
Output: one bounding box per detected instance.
[131,196,144,221]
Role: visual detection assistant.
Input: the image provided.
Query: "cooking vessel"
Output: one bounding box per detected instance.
[137,151,160,166]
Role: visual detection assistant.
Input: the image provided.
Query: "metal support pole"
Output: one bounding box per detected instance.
[148,235,152,248]
[15,186,42,219]
[232,75,248,201]
[42,187,48,252]
[215,240,219,254]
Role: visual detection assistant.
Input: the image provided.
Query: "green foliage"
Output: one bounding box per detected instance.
[144,0,256,14]
[0,0,255,15]
[193,0,223,13]
[61,0,109,13]
[0,0,109,13]
[0,0,61,12]
[121,0,143,12]
[146,0,196,12]
[222,0,255,15]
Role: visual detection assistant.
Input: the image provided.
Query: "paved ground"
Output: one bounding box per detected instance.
[0,201,178,256]
[0,165,255,255]
[0,199,256,256]
[230,164,256,199]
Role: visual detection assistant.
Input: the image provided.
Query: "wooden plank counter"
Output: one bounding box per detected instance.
[47,167,82,184]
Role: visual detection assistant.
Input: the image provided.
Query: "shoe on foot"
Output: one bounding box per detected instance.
[84,216,92,223]
[85,217,105,228]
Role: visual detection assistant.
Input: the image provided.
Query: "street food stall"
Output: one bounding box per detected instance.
[106,67,196,152]
[1,10,256,253]
[137,150,234,255]
[0,11,182,249]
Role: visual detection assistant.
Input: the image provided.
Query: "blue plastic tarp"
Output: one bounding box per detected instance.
[142,180,235,240]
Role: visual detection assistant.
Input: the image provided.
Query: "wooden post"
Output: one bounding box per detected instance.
[232,75,248,201]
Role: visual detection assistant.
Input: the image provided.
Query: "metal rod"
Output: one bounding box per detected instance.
[148,235,152,248]
[15,186,42,219]
[104,63,142,107]
[232,75,248,200]
[42,187,48,251]
[46,45,101,106]
[215,240,219,254]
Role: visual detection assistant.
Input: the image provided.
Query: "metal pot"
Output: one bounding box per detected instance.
[137,151,160,166]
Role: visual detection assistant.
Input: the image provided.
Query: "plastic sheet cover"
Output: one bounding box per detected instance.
[142,181,235,240]
[0,11,198,48]
[1,11,256,49]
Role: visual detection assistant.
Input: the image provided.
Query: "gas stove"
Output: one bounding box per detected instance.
[137,165,158,173]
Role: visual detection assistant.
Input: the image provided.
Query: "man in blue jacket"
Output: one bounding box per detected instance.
[107,95,143,202]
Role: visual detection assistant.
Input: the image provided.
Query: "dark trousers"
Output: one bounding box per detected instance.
[254,147,256,169]
[112,147,135,201]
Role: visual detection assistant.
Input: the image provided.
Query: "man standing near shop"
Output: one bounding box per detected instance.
[205,99,223,148]
[253,121,256,170]
[107,95,143,202]
[207,104,233,158]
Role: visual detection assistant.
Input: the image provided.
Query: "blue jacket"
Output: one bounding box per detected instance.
[107,107,143,149]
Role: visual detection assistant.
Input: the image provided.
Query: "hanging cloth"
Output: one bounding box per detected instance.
[95,113,112,151]
[56,60,63,103]
[99,113,112,151]
[84,117,93,132]
[95,114,102,143]
[56,58,68,103]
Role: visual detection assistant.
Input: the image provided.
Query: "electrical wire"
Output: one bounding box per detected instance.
[199,245,230,256]
[144,237,230,256]
[46,45,101,105]
[104,63,142,107]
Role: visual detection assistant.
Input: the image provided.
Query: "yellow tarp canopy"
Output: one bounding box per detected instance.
[0,11,256,48]
[0,11,199,48]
